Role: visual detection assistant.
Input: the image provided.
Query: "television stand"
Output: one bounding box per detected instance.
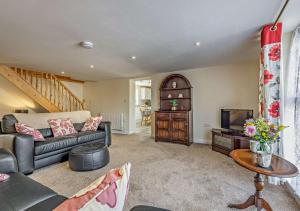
[211,128,249,156]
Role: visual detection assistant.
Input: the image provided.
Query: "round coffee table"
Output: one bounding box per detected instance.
[229,149,298,211]
[69,142,109,171]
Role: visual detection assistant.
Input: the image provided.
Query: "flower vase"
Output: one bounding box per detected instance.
[249,140,259,153]
[256,151,272,168]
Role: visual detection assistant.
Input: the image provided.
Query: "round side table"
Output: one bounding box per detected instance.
[229,149,298,211]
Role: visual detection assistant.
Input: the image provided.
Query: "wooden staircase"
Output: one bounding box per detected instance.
[0,65,85,112]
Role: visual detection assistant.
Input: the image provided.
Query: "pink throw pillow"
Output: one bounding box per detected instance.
[48,118,77,138]
[15,123,45,141]
[0,173,10,182]
[54,163,131,211]
[81,116,103,132]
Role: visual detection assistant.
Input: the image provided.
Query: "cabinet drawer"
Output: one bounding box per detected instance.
[214,135,232,149]
[156,113,169,119]
[171,113,187,119]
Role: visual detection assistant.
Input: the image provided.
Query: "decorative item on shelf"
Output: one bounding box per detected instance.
[178,93,183,98]
[172,81,177,89]
[168,94,172,98]
[169,99,178,111]
[244,118,287,168]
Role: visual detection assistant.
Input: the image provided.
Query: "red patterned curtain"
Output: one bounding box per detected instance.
[259,23,283,185]
[259,23,282,124]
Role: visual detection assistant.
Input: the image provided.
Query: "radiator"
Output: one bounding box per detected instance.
[100,112,124,131]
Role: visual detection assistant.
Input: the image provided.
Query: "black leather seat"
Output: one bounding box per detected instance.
[0,173,67,211]
[69,142,110,171]
[34,135,78,155]
[0,114,112,174]
[76,131,105,144]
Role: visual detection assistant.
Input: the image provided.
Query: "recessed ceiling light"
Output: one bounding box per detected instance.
[61,71,65,74]
[90,65,94,69]
[79,41,94,49]
[131,56,136,60]
[195,42,201,46]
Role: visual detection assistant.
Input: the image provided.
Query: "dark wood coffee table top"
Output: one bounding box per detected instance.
[230,149,298,178]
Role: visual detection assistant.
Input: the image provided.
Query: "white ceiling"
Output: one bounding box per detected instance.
[0,0,299,80]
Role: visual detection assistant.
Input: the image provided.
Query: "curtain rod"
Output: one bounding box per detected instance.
[271,0,289,30]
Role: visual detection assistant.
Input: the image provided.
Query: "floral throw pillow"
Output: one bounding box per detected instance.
[48,118,77,138]
[0,173,10,182]
[81,116,103,132]
[15,123,45,141]
[54,163,131,211]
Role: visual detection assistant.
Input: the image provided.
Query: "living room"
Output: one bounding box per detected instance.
[0,1,300,211]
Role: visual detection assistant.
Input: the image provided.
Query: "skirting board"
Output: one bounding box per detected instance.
[112,130,127,135]
[193,138,211,144]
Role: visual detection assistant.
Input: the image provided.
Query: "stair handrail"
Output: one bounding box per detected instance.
[11,67,85,111]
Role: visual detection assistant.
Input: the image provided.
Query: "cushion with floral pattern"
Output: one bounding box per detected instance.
[81,116,103,132]
[15,123,45,141]
[48,118,77,138]
[54,163,131,211]
[0,173,10,182]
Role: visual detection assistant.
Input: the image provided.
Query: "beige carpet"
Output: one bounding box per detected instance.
[29,134,299,211]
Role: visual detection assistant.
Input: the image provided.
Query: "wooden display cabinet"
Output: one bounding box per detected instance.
[155,74,193,146]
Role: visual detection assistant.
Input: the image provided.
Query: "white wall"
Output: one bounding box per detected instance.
[62,81,83,101]
[0,75,46,117]
[82,61,259,142]
[83,79,131,134]
[150,61,259,143]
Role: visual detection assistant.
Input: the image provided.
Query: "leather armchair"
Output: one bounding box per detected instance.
[14,134,35,174]
[0,148,18,173]
[99,121,111,146]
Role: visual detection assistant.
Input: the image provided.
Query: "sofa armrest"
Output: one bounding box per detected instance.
[98,121,111,146]
[14,134,35,174]
[0,148,18,173]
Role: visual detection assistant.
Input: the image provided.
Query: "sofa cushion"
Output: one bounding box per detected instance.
[1,114,18,134]
[48,118,78,138]
[81,116,103,132]
[54,163,131,211]
[76,131,106,144]
[38,128,53,138]
[0,173,57,211]
[15,123,45,141]
[34,135,78,155]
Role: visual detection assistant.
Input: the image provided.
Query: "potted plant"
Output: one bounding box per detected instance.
[244,118,287,168]
[169,99,178,111]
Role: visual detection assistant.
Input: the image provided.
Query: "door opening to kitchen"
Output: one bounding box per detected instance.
[135,80,151,136]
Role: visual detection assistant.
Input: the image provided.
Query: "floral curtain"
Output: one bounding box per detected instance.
[259,23,283,185]
[284,25,300,195]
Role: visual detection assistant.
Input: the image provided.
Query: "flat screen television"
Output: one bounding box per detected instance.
[221,109,253,131]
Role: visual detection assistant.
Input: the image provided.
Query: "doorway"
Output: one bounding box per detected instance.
[134,79,151,136]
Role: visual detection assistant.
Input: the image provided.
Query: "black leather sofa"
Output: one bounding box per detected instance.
[0,114,111,174]
[0,148,169,211]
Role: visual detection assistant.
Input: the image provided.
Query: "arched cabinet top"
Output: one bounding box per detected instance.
[159,74,192,111]
[160,74,192,90]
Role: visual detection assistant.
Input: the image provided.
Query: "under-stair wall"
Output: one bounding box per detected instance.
[0,65,85,113]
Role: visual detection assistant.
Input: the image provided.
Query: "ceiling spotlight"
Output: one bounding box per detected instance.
[131,56,136,60]
[195,42,201,46]
[79,41,94,49]
[61,71,65,74]
[90,65,94,69]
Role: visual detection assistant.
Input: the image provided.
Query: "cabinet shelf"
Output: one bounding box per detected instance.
[161,87,190,91]
[160,98,191,100]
